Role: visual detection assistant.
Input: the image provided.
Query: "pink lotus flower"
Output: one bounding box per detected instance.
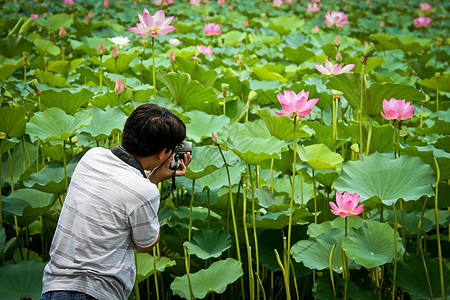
[31,14,39,19]
[306,2,320,12]
[64,0,75,4]
[324,11,350,28]
[381,98,415,121]
[108,36,130,48]
[218,0,225,7]
[273,0,282,7]
[112,47,119,59]
[154,0,162,4]
[330,191,364,218]
[275,90,319,118]
[414,14,432,28]
[204,23,222,36]
[190,0,201,6]
[104,0,109,7]
[312,25,320,32]
[115,78,125,95]
[169,38,180,46]
[285,0,293,3]
[419,2,432,11]
[313,59,355,75]
[128,9,176,38]
[192,56,201,62]
[197,45,213,57]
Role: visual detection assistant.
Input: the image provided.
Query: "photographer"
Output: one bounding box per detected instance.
[42,103,192,300]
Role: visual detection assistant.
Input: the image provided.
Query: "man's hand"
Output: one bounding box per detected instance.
[148,152,192,185]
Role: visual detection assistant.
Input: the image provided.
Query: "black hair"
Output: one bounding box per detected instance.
[122,103,186,157]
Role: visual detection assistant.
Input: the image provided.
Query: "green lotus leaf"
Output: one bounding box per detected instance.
[34,13,73,31]
[254,208,312,230]
[309,169,339,188]
[185,110,230,143]
[185,146,239,180]
[171,258,243,299]
[185,229,231,260]
[0,260,45,300]
[298,144,343,170]
[26,107,93,142]
[338,121,394,154]
[70,37,114,57]
[79,107,127,141]
[401,145,450,180]
[215,76,251,101]
[33,69,69,87]
[176,58,218,88]
[47,58,84,76]
[221,30,246,46]
[0,57,23,82]
[0,226,5,255]
[90,92,127,110]
[307,217,364,238]
[220,119,271,139]
[0,105,27,138]
[136,253,176,283]
[342,220,404,268]
[173,206,221,223]
[252,66,287,84]
[326,73,362,113]
[102,52,140,74]
[419,74,450,93]
[257,108,314,140]
[273,173,314,206]
[226,134,287,165]
[39,88,94,115]
[157,72,219,114]
[346,57,386,74]
[282,45,315,65]
[254,187,286,209]
[396,255,450,300]
[33,38,60,56]
[291,229,347,273]
[24,158,79,194]
[333,153,435,205]
[195,162,246,192]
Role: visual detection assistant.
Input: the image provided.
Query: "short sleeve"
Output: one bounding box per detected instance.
[128,197,160,248]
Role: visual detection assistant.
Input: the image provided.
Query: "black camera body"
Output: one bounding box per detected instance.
[169,141,192,170]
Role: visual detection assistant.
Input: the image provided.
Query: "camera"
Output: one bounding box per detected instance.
[169,141,192,170]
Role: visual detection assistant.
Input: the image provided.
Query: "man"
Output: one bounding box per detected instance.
[42,103,192,300]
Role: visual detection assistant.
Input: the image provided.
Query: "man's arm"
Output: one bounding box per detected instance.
[134,229,161,253]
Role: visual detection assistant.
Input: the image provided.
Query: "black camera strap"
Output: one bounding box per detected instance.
[160,170,177,203]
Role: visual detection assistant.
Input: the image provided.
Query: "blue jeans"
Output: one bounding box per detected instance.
[42,291,97,300]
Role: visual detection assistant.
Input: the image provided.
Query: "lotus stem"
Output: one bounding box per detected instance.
[248,164,260,299]
[274,249,290,300]
[63,141,68,200]
[365,118,373,156]
[217,145,245,299]
[243,181,255,299]
[183,244,195,300]
[436,77,439,111]
[23,136,31,168]
[286,115,298,285]
[360,65,365,156]
[329,242,337,299]
[300,170,304,206]
[433,157,445,300]
[343,216,349,300]
[392,203,398,300]
[152,37,157,101]
[99,56,103,86]
[7,149,20,238]
[419,237,433,300]
[188,179,195,242]
[393,120,397,159]
[399,200,406,260]
[270,158,274,193]
[153,247,160,300]
[420,104,424,129]
[289,257,300,300]
[256,273,267,300]
[416,196,428,256]
[313,169,317,224]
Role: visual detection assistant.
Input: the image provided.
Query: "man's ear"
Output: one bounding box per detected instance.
[157,148,169,160]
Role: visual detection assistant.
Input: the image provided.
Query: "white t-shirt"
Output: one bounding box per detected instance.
[42,147,160,300]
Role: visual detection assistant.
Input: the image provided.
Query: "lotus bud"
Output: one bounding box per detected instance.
[248,90,257,101]
[435,38,442,48]
[115,78,125,96]
[221,83,229,97]
[243,20,248,27]
[380,20,385,28]
[0,132,6,140]
[334,35,340,48]
[112,47,119,59]
[169,51,176,65]
[364,44,375,57]
[23,51,30,65]
[58,26,66,39]
[98,43,104,56]
[88,11,94,19]
[312,25,320,33]
[104,0,109,8]
[84,17,89,25]
[28,79,38,90]
[435,72,440,83]
[350,143,360,154]
[212,132,218,144]
[336,51,342,62]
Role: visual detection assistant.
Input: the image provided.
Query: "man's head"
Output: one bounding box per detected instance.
[122,103,186,157]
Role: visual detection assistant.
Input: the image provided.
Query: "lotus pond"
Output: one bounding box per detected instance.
[0,0,449,299]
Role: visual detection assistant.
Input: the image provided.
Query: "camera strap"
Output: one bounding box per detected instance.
[160,170,177,203]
